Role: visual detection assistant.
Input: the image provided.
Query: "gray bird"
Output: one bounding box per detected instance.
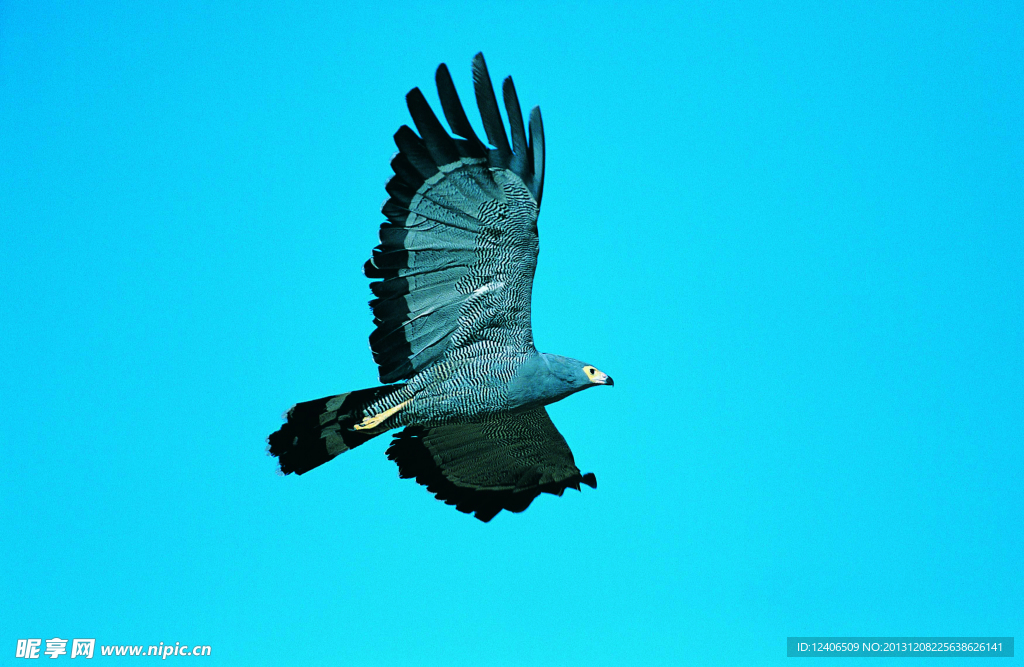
[268,53,613,521]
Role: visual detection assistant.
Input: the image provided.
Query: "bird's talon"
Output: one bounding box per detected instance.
[353,399,410,431]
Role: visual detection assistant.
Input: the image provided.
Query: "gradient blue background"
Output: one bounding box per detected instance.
[2,2,1021,664]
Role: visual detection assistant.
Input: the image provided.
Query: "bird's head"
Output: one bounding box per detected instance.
[542,353,614,390]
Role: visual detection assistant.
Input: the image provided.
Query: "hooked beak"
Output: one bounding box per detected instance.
[597,372,614,387]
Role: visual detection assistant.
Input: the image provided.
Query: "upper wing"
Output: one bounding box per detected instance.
[365,53,547,384]
[385,408,597,522]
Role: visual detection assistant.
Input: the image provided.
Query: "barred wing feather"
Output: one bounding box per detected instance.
[365,53,546,384]
[386,408,597,522]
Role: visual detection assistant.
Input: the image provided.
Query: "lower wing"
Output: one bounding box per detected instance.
[386,407,596,522]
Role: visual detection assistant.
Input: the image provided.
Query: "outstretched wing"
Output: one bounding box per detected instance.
[385,408,597,522]
[365,53,547,384]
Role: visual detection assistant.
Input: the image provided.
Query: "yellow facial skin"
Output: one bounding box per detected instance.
[583,365,613,385]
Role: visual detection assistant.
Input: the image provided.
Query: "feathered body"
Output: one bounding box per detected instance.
[268,54,612,521]
[359,353,601,431]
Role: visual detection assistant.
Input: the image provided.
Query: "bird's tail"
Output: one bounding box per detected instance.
[268,385,405,475]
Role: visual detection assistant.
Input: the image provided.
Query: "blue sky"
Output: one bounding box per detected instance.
[2,1,1021,664]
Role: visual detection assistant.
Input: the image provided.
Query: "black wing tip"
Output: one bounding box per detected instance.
[528,105,545,205]
[390,53,542,207]
[501,76,528,167]
[470,52,490,91]
[472,53,543,202]
[470,52,511,158]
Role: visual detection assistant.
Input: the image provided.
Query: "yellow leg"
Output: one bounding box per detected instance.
[352,399,410,431]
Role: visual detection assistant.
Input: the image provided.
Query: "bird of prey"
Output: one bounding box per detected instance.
[268,53,613,522]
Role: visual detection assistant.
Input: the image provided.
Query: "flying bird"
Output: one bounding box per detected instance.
[268,53,613,521]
